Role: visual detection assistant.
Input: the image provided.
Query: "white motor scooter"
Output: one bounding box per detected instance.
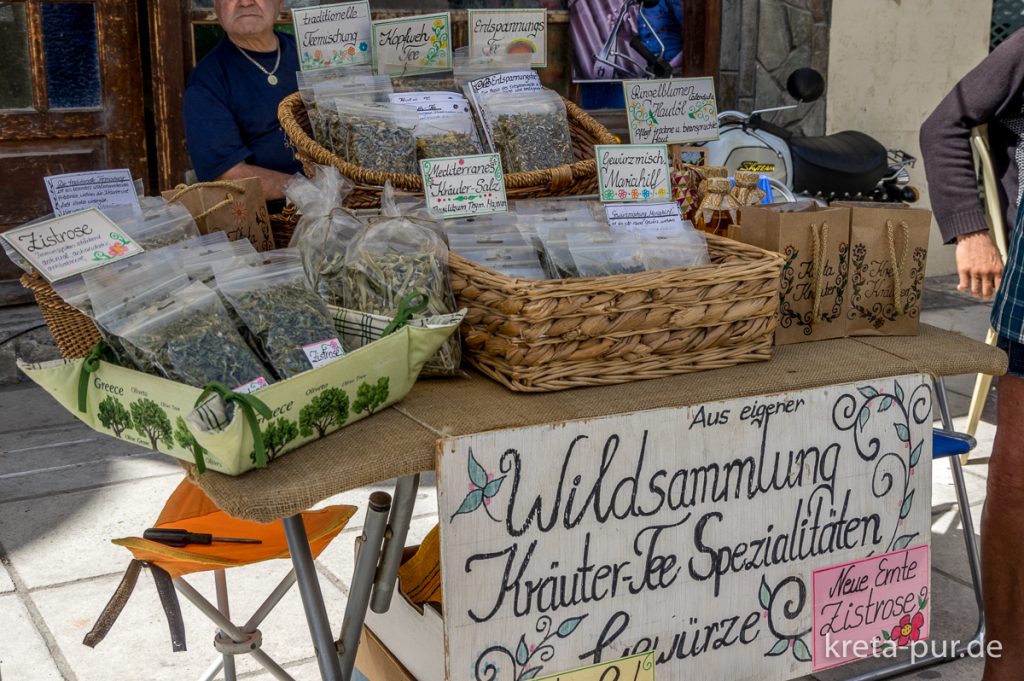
[700,69,919,205]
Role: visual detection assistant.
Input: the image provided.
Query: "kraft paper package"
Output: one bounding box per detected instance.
[737,201,851,345]
[834,201,931,336]
[162,177,275,252]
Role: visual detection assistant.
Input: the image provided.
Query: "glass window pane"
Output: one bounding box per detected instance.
[42,2,102,109]
[0,3,33,109]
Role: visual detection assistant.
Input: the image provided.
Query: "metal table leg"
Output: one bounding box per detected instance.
[282,514,344,681]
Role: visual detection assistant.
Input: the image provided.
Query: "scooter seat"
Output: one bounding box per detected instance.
[789,130,889,196]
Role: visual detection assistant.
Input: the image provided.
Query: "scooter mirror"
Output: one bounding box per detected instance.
[786,68,825,103]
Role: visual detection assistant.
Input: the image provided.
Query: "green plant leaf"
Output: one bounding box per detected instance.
[766,639,788,656]
[483,476,505,498]
[894,423,911,442]
[910,442,923,467]
[452,489,484,519]
[557,615,586,638]
[859,386,879,399]
[858,406,870,430]
[879,396,894,412]
[467,448,488,489]
[895,380,905,403]
[882,629,890,641]
[893,534,914,550]
[900,490,915,519]
[918,596,928,610]
[520,668,541,680]
[759,575,772,610]
[793,639,812,662]
[516,635,529,665]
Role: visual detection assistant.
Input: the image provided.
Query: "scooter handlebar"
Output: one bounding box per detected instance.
[747,114,793,142]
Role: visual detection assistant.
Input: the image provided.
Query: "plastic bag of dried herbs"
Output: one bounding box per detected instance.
[115,202,200,250]
[414,114,483,162]
[343,184,462,376]
[311,75,393,157]
[181,238,256,287]
[216,249,345,380]
[481,89,574,173]
[285,166,363,306]
[567,232,646,277]
[333,99,419,174]
[113,281,273,391]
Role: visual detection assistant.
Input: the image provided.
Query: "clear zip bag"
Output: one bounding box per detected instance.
[567,232,646,277]
[414,113,483,161]
[333,99,419,174]
[480,89,573,172]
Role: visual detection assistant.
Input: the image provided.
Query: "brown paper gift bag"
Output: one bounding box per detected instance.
[162,178,274,252]
[736,201,851,345]
[839,203,931,336]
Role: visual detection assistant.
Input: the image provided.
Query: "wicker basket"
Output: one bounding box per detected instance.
[21,273,101,359]
[448,234,786,392]
[278,92,618,209]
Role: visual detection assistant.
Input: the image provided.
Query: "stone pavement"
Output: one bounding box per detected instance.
[0,276,1000,681]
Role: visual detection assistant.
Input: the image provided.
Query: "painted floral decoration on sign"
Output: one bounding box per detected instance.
[424,19,449,66]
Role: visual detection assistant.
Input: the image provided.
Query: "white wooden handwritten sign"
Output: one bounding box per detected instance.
[467,9,547,67]
[420,153,509,218]
[596,144,671,203]
[1,208,143,282]
[372,12,451,75]
[438,375,933,681]
[44,169,140,217]
[622,77,719,144]
[292,1,372,70]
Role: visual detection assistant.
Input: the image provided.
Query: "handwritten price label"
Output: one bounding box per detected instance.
[535,653,655,681]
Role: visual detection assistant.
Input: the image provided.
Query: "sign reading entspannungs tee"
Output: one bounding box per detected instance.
[438,375,933,680]
[595,144,672,202]
[371,12,452,75]
[292,1,372,70]
[467,9,548,67]
[2,208,143,282]
[622,77,720,144]
[420,153,509,219]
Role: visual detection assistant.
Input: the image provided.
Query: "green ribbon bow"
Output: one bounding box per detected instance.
[193,382,273,472]
[77,341,117,413]
[381,291,430,338]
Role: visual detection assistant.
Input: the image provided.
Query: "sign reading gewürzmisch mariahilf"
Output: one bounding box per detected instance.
[438,375,933,680]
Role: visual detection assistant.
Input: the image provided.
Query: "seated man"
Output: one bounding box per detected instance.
[184,0,301,207]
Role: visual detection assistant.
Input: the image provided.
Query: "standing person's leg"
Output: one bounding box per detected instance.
[983,342,1024,680]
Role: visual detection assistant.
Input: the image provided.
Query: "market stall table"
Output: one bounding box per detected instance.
[186,324,1006,681]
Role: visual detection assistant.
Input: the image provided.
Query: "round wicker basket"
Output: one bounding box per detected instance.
[278,91,618,209]
[21,273,101,359]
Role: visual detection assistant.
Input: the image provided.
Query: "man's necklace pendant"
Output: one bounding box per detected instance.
[267,74,278,86]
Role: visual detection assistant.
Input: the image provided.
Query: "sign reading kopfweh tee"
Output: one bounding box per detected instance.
[596,144,671,202]
[467,9,548,67]
[622,77,720,144]
[372,12,452,75]
[438,375,933,681]
[1,208,144,282]
[420,153,509,218]
[292,1,372,70]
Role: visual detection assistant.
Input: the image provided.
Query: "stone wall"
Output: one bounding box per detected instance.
[718,0,832,137]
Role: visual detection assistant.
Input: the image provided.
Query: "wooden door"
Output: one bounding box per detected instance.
[0,0,147,302]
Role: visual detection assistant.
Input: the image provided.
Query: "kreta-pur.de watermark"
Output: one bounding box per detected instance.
[824,635,1003,664]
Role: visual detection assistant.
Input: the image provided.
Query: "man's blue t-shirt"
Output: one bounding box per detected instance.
[184,31,303,181]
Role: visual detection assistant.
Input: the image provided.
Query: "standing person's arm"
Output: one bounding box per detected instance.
[920,30,1024,298]
[217,162,291,201]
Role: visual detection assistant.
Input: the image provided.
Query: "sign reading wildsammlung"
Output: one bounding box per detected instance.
[438,375,933,681]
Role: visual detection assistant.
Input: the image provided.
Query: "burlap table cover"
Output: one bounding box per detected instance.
[188,324,1007,522]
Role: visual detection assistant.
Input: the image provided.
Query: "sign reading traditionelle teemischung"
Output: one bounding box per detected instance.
[467,9,548,67]
[420,153,508,218]
[1,208,143,282]
[292,1,372,70]
[596,144,671,202]
[438,375,934,680]
[371,12,451,75]
[623,77,719,144]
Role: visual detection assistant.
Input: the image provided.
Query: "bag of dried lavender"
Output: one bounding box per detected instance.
[216,249,344,380]
[480,89,573,173]
[414,114,483,162]
[333,99,419,174]
[113,281,273,391]
[285,165,362,306]
[342,184,461,375]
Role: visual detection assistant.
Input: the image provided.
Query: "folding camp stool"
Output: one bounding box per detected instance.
[844,378,985,680]
[85,477,357,681]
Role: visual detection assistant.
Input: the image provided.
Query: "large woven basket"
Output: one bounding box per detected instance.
[278,92,617,209]
[21,273,101,359]
[449,234,786,392]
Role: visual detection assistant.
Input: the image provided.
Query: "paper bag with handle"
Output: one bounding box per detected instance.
[736,201,851,345]
[836,202,931,336]
[162,177,274,252]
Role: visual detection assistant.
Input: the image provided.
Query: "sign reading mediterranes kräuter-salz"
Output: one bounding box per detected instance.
[622,77,719,144]
[2,208,143,282]
[292,1,372,70]
[371,12,451,75]
[467,9,548,67]
[596,144,671,203]
[420,153,509,218]
[438,375,933,680]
